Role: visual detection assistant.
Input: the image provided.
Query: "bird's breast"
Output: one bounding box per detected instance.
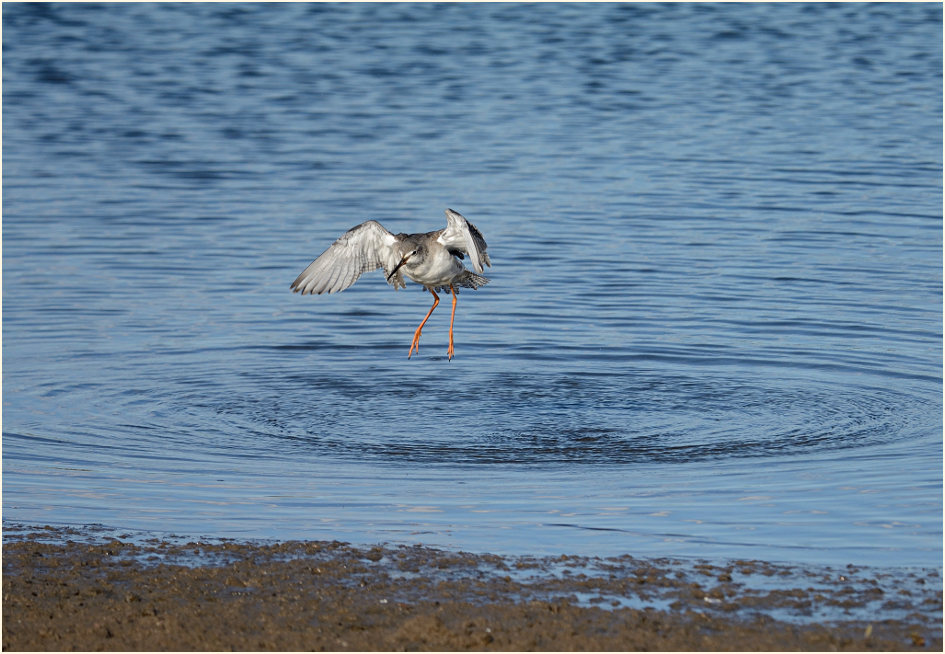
[404,248,464,287]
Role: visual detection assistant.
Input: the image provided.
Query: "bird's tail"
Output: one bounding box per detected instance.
[432,271,490,294]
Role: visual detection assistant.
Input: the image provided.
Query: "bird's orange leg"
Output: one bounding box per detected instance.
[447,284,458,361]
[408,290,439,358]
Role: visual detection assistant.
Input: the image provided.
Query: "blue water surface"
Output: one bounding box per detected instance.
[3,2,942,568]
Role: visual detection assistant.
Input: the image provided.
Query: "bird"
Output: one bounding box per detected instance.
[291,208,491,360]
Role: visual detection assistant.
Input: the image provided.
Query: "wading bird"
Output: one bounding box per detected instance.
[291,209,490,360]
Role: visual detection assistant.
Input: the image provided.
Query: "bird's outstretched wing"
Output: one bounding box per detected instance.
[291,220,403,295]
[437,208,491,274]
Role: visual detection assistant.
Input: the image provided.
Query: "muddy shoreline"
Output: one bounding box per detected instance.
[3,525,941,651]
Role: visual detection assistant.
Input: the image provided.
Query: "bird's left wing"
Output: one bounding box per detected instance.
[437,208,491,274]
[291,220,401,295]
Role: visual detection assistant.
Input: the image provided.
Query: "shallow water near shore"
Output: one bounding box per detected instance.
[4,524,942,650]
[3,3,942,569]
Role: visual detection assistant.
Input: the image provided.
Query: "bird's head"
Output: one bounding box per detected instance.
[387,246,422,281]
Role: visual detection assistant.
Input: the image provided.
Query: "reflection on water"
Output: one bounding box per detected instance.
[2,2,942,567]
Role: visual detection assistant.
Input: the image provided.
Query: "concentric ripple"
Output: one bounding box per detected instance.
[200,367,935,466]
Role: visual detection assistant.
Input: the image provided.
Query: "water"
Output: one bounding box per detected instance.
[3,3,941,569]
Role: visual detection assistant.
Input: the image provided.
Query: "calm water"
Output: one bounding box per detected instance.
[3,3,942,568]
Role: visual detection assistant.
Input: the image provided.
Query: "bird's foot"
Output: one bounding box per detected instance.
[408,329,422,358]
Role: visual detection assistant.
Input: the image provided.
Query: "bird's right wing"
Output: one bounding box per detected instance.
[291,220,401,295]
[438,208,490,273]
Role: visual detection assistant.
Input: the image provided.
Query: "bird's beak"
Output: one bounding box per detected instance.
[387,254,411,281]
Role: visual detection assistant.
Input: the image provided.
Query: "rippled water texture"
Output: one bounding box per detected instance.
[3,3,942,567]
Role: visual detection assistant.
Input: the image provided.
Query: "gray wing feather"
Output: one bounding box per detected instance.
[290,220,402,295]
[438,208,491,274]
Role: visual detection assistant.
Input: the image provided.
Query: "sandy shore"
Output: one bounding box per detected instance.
[3,525,941,651]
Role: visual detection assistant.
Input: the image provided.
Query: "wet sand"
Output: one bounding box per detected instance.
[3,525,941,651]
